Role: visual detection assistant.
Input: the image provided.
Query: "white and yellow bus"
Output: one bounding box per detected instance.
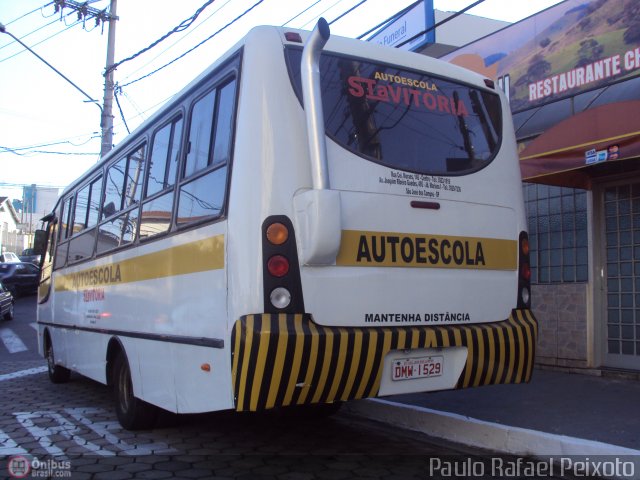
[35,19,536,430]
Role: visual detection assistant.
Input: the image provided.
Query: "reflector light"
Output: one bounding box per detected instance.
[270,287,291,309]
[266,222,289,245]
[521,238,530,256]
[267,255,289,277]
[521,287,531,305]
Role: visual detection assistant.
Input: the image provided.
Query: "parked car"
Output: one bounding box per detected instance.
[19,248,41,265]
[0,281,14,320]
[0,252,20,263]
[0,262,40,297]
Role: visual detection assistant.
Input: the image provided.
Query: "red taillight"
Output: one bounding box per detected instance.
[518,231,531,309]
[521,263,531,280]
[267,255,289,277]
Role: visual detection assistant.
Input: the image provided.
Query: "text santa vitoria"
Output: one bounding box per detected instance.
[365,312,471,323]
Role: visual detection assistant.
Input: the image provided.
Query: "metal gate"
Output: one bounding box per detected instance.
[603,183,640,370]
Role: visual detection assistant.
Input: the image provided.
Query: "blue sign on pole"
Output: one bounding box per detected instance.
[23,184,37,214]
[369,0,435,51]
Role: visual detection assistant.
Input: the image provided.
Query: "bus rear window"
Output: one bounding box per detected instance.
[286,48,502,176]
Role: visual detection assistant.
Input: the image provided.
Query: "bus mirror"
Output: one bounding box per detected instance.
[33,229,47,256]
[103,202,116,219]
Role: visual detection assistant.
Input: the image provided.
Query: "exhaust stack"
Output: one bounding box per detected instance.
[294,18,342,266]
[301,18,331,190]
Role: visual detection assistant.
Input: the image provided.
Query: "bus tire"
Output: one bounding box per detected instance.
[46,338,71,384]
[113,353,158,430]
[282,401,343,420]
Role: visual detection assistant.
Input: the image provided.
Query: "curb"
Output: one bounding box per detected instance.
[344,398,640,457]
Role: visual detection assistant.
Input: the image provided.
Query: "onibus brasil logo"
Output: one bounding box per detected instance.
[7,456,71,478]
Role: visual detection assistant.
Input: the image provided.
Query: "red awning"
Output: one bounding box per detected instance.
[519,100,640,189]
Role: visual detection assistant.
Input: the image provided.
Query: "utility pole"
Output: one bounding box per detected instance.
[51,0,118,157]
[100,0,118,157]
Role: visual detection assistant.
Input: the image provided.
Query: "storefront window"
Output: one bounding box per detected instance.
[524,183,588,284]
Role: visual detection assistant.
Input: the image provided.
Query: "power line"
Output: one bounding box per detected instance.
[0,145,98,156]
[119,0,266,89]
[106,0,216,75]
[0,16,81,63]
[396,0,486,48]
[328,0,367,25]
[113,89,131,134]
[4,2,54,26]
[281,0,323,26]
[120,0,233,83]
[357,0,421,39]
[0,136,98,152]
[0,23,102,112]
[300,0,345,29]
[0,16,60,52]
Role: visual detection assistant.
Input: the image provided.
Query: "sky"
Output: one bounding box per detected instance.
[0,0,564,200]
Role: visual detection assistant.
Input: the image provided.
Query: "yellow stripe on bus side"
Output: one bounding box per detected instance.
[54,235,225,292]
[336,230,517,270]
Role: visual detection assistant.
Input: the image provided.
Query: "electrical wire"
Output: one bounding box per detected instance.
[114,88,131,134]
[395,0,486,48]
[0,17,82,63]
[106,0,216,75]
[0,17,61,52]
[120,0,234,83]
[0,137,97,153]
[300,0,345,30]
[357,0,421,39]
[119,0,266,89]
[328,0,367,25]
[281,0,323,26]
[0,145,98,156]
[4,2,54,26]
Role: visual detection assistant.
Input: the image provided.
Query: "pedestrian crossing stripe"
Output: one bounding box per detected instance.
[0,328,27,354]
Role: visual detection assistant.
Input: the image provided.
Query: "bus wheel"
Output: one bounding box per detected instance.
[113,353,158,430]
[46,339,71,384]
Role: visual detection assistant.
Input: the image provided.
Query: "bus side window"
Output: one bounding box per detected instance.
[54,197,73,269]
[177,77,236,226]
[140,116,183,240]
[97,144,146,254]
[146,117,183,198]
[103,157,127,219]
[87,176,103,228]
[59,196,73,242]
[73,183,90,233]
[67,175,103,264]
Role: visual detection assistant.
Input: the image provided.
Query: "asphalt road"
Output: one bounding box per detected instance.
[0,295,491,479]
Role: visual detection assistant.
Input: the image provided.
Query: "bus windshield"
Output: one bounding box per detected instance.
[286,48,502,176]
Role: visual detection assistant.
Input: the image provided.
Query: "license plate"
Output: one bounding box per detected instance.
[392,355,443,381]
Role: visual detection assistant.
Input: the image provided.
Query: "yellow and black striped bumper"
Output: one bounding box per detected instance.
[231,310,537,412]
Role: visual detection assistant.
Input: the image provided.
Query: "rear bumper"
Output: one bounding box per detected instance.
[231,310,537,411]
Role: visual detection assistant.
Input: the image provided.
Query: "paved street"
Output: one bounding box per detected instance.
[0,295,486,479]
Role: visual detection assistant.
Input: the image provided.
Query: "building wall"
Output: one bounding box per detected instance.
[533,283,589,369]
[433,10,509,48]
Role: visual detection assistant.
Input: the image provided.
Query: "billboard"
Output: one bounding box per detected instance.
[442,0,640,112]
[369,0,435,51]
